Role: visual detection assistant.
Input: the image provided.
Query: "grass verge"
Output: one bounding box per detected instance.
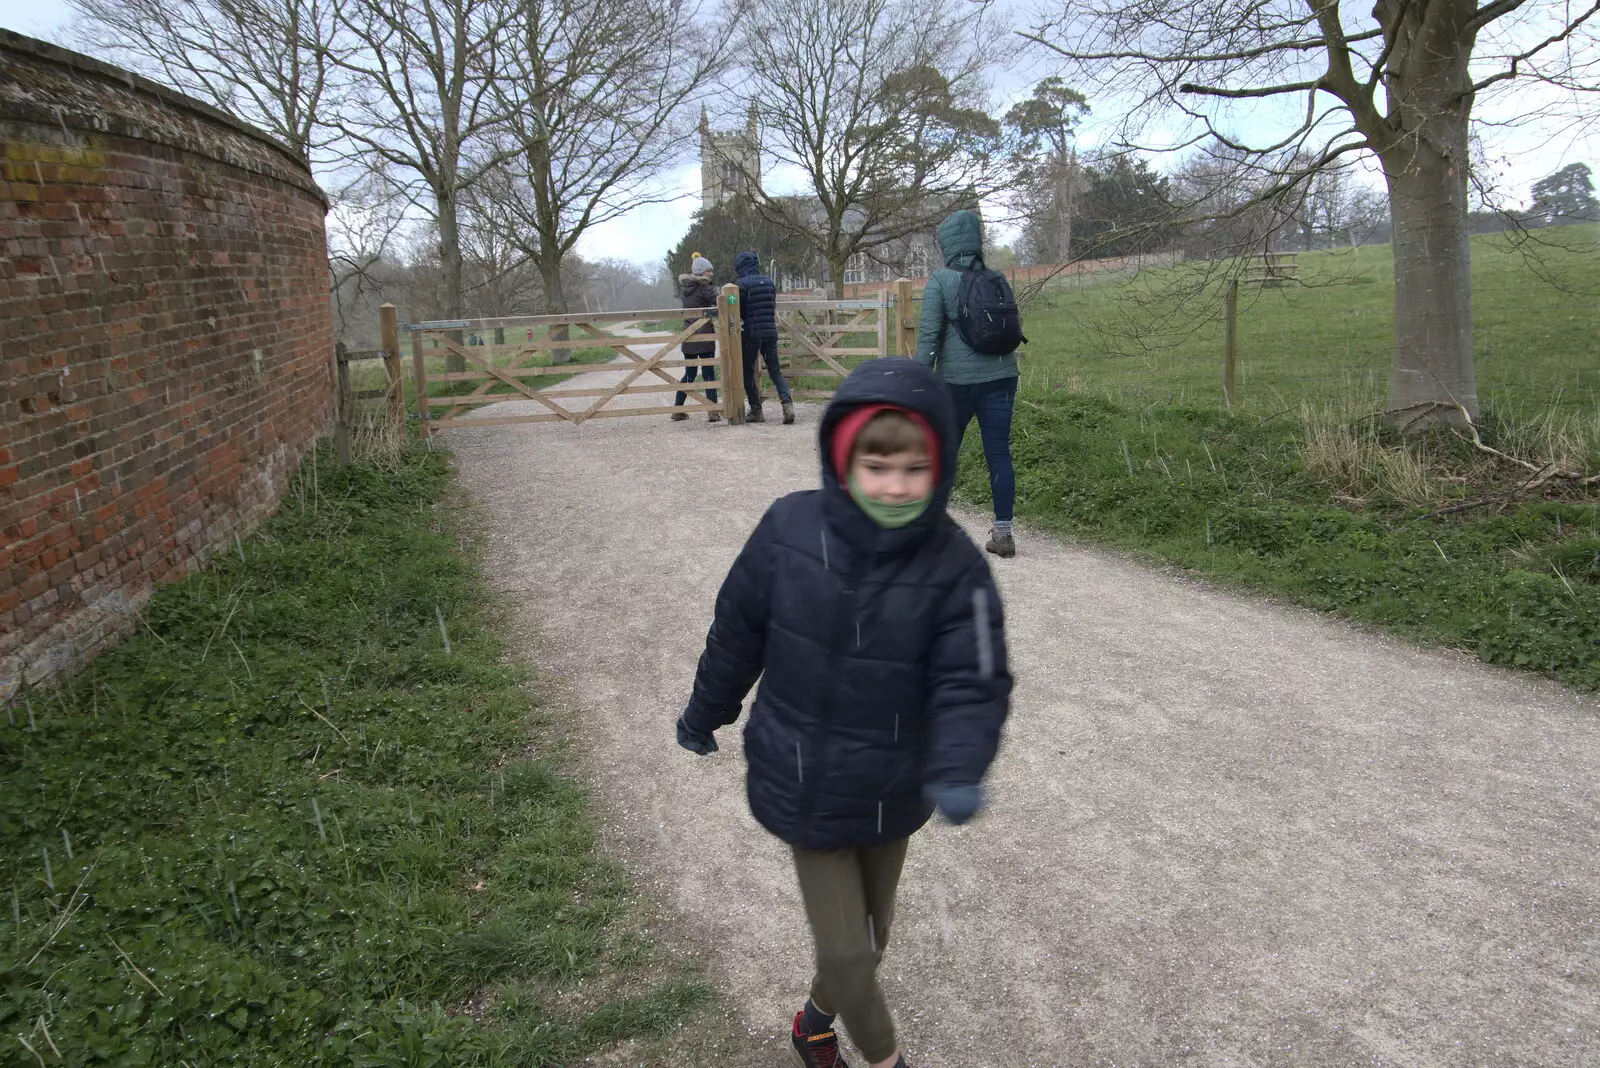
[957,392,1599,691]
[965,225,1599,691]
[1,443,709,1065]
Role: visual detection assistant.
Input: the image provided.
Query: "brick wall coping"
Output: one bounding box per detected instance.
[0,28,326,207]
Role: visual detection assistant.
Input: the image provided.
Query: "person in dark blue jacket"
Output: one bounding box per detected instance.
[677,357,1012,1068]
[732,250,794,424]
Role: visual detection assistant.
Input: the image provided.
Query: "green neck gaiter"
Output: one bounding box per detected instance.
[847,475,931,529]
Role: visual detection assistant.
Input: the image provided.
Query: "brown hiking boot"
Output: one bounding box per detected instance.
[670,411,689,421]
[782,401,796,424]
[986,530,1016,558]
[707,411,723,423]
[747,406,767,423]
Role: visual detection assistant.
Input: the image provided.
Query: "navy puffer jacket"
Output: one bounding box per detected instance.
[684,358,1012,850]
[732,251,779,341]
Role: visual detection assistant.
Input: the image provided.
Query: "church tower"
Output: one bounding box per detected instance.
[700,105,761,209]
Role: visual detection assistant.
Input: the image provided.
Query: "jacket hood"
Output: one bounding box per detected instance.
[733,250,761,278]
[937,209,983,268]
[679,272,710,292]
[818,358,958,555]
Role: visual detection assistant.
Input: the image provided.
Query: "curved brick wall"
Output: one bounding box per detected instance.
[1,31,333,696]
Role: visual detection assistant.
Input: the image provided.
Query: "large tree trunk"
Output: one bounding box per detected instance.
[539,251,572,364]
[525,133,573,363]
[1373,0,1479,429]
[826,253,847,299]
[1382,148,1477,425]
[437,188,466,373]
[1376,139,1472,425]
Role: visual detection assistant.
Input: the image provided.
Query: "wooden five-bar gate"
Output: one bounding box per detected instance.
[776,289,906,400]
[335,280,922,441]
[409,297,737,434]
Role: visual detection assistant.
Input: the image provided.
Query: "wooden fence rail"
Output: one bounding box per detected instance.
[1242,251,1300,287]
[331,303,405,463]
[337,281,925,444]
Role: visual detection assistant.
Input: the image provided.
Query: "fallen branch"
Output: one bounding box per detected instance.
[1379,401,1600,489]
[1376,399,1453,432]
[36,1016,61,1059]
[27,885,87,966]
[110,935,167,997]
[1255,406,1297,427]
[299,695,348,743]
[1445,403,1598,486]
[17,1035,44,1068]
[1418,496,1503,519]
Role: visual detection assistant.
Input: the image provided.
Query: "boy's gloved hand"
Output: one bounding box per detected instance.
[676,715,718,756]
[925,783,983,825]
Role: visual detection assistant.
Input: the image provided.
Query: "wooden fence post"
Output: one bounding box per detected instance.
[719,283,745,423]
[379,303,403,431]
[332,341,352,465]
[894,277,916,357]
[1223,278,1239,409]
[877,288,890,359]
[411,326,430,439]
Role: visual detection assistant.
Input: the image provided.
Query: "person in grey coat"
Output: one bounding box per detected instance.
[673,255,722,423]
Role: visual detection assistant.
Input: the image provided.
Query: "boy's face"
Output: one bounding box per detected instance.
[851,448,934,504]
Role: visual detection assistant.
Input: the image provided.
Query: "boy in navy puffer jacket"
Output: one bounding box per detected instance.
[733,250,794,424]
[676,357,1012,1068]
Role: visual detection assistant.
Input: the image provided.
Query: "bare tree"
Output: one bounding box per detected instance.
[1168,147,1290,259]
[466,0,726,358]
[1024,0,1600,427]
[578,258,676,312]
[722,0,1005,292]
[69,0,339,162]
[1337,182,1393,244]
[458,181,543,319]
[331,0,519,368]
[327,166,412,339]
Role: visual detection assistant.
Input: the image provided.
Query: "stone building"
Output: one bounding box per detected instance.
[699,105,761,210]
[697,107,940,291]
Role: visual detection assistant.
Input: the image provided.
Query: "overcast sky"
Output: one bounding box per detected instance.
[4,0,1595,268]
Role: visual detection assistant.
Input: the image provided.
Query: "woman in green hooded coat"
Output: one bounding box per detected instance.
[913,209,1020,557]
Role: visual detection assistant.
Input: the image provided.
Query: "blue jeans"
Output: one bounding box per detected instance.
[947,377,1016,522]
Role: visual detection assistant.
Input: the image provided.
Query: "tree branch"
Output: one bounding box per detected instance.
[1465,0,1530,33]
[1016,27,1382,66]
[1178,78,1323,99]
[1469,0,1600,93]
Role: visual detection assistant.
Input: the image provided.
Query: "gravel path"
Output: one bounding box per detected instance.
[445,341,1600,1067]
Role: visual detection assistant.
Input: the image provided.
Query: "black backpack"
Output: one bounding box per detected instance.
[952,258,1027,355]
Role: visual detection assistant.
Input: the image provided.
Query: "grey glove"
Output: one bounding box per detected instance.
[925,783,983,825]
[676,715,718,756]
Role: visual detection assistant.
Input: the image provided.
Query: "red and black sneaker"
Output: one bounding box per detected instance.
[791,1011,851,1067]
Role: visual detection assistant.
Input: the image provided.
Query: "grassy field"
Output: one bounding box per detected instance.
[347,328,624,409]
[1017,225,1600,424]
[0,445,712,1064]
[953,226,1600,691]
